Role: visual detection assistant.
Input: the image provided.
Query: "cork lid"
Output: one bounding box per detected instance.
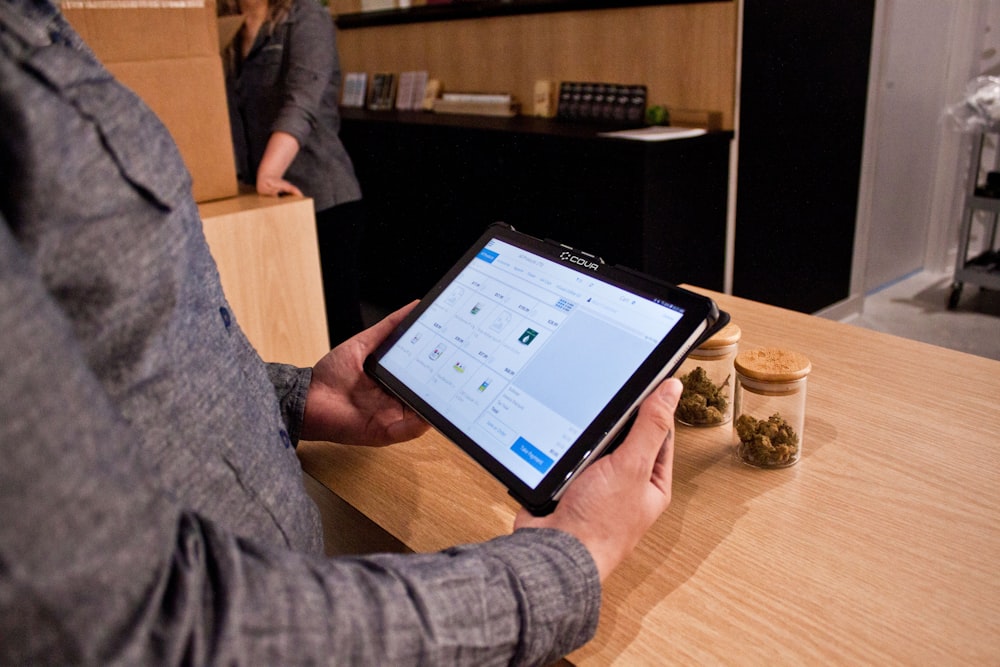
[698,322,741,349]
[734,347,811,382]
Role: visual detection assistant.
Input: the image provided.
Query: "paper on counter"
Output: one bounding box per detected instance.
[598,126,707,141]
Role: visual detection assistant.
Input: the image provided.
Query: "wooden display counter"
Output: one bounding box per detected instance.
[298,287,1000,664]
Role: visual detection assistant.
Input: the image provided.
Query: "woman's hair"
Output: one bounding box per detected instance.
[218,0,294,69]
[263,0,294,27]
[217,0,294,32]
[217,0,238,16]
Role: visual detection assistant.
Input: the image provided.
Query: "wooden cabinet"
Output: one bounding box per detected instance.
[200,194,330,365]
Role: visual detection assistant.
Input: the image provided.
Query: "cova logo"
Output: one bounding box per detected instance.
[559,251,600,271]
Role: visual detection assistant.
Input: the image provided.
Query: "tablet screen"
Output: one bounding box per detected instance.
[367,224,724,513]
[365,225,727,511]
[377,236,687,488]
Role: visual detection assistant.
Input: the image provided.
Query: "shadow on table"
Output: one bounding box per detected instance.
[574,413,837,661]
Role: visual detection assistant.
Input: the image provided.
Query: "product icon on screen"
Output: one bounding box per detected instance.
[491,311,511,332]
[429,343,447,360]
[518,328,539,345]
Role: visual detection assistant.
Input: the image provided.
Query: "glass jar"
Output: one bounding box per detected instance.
[675,323,741,427]
[733,348,811,468]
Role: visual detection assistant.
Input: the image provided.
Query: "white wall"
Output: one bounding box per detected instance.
[854,0,1000,300]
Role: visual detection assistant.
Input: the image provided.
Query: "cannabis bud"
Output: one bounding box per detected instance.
[735,412,799,467]
[677,366,729,425]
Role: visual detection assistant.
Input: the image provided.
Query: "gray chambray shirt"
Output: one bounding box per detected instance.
[0,0,600,664]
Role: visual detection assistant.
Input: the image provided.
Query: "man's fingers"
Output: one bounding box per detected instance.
[357,300,419,347]
[615,378,682,471]
[383,300,420,327]
[385,413,430,444]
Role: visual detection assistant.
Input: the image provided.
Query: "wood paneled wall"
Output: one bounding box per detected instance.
[328,2,738,129]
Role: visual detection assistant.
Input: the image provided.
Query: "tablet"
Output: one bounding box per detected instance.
[365,223,728,515]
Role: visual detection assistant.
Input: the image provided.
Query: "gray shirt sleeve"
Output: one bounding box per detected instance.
[0,2,601,661]
[265,362,312,445]
[269,0,333,147]
[0,217,601,665]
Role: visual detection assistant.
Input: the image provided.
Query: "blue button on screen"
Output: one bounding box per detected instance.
[476,248,499,263]
[511,437,554,473]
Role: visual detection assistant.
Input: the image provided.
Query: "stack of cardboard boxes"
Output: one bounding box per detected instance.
[62,1,330,361]
[61,0,239,203]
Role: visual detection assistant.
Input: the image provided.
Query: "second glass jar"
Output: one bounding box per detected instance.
[733,348,811,468]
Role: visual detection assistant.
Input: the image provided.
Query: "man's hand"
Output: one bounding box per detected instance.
[301,302,429,446]
[514,378,681,582]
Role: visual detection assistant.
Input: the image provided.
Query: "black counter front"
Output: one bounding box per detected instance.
[339,109,732,309]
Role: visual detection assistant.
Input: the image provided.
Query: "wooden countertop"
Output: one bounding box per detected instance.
[297,287,1000,664]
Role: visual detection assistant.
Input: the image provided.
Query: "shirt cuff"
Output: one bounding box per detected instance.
[265,363,312,446]
[501,527,602,664]
[272,113,311,150]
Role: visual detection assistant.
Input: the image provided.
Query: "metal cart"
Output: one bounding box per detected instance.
[949,130,1000,309]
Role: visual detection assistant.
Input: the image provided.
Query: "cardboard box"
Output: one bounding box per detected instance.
[62,1,238,203]
[107,57,237,203]
[61,0,217,61]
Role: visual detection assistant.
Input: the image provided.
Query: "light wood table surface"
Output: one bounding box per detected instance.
[298,287,1000,664]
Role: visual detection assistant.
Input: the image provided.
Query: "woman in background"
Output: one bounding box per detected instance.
[221,0,365,347]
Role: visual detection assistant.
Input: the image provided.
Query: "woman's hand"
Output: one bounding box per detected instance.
[256,173,303,198]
